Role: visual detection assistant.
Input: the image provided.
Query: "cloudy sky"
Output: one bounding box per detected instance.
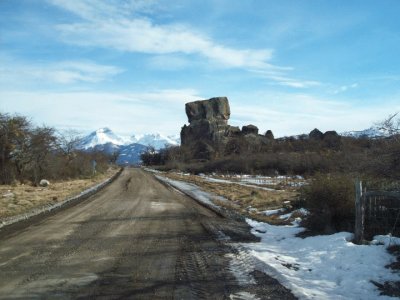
[1,0,400,137]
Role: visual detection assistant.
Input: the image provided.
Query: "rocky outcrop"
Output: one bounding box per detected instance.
[242,125,259,135]
[265,130,274,140]
[181,97,271,159]
[185,97,230,124]
[323,130,341,148]
[181,97,237,159]
[309,128,324,140]
[323,130,339,139]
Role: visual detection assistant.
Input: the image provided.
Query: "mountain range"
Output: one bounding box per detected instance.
[78,128,180,165]
[78,126,386,165]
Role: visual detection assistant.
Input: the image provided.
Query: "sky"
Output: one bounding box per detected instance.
[1,0,400,138]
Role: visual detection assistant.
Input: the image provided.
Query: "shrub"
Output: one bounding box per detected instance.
[300,174,355,233]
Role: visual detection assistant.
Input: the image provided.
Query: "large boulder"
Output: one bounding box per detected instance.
[39,179,50,187]
[323,130,341,148]
[181,97,235,151]
[265,130,274,140]
[242,125,259,135]
[185,97,230,124]
[309,128,324,140]
[180,97,270,159]
[323,130,339,139]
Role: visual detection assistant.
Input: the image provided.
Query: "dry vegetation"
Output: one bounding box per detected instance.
[0,167,119,220]
[162,172,303,224]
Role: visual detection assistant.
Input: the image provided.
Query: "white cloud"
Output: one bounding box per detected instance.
[2,88,398,138]
[54,18,273,70]
[229,92,399,137]
[333,83,359,94]
[0,89,200,136]
[0,59,122,85]
[47,0,315,87]
[148,55,191,70]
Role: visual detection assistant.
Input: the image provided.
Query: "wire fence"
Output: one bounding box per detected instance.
[355,180,400,243]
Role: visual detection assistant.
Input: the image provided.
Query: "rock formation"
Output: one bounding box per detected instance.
[265,130,274,140]
[181,97,234,145]
[185,97,230,124]
[323,130,339,139]
[309,128,324,140]
[181,97,238,159]
[242,125,259,135]
[181,97,270,159]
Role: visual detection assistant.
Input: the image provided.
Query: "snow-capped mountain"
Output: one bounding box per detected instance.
[78,128,181,165]
[341,127,387,138]
[131,133,179,150]
[78,128,125,149]
[79,128,180,150]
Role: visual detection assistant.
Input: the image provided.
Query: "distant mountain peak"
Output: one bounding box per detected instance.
[341,126,387,138]
[96,127,112,133]
[78,127,125,149]
[78,128,181,159]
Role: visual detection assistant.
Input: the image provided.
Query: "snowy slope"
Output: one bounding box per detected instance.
[79,128,180,150]
[341,127,386,138]
[78,128,180,165]
[78,128,125,149]
[131,133,179,150]
[157,174,400,300]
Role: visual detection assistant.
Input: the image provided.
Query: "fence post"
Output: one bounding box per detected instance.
[354,179,365,244]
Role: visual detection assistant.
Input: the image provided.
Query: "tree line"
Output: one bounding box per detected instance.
[142,114,400,179]
[0,112,112,185]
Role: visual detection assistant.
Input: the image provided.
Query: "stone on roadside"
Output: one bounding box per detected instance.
[39,179,50,187]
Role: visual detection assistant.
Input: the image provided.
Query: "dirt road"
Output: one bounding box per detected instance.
[0,168,295,299]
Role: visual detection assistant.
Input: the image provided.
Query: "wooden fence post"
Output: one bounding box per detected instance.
[354,179,365,244]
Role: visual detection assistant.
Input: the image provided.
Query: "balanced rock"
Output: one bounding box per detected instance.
[180,97,272,159]
[185,97,230,124]
[181,97,233,145]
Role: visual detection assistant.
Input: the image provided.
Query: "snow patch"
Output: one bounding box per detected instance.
[242,218,400,299]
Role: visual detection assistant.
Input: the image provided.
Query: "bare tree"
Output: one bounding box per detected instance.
[28,126,57,185]
[376,112,400,139]
[56,130,82,164]
[0,113,31,184]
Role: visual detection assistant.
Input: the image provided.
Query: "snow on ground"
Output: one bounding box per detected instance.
[143,167,164,174]
[263,208,286,216]
[154,175,227,209]
[244,219,400,300]
[200,175,279,191]
[154,173,400,299]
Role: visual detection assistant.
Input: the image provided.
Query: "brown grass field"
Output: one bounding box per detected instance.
[0,167,119,220]
[162,172,305,224]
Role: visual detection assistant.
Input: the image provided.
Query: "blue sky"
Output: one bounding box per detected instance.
[1,0,400,137]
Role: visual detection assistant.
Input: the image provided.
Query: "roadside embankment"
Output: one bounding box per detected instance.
[0,167,123,231]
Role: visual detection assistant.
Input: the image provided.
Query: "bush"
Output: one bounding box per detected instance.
[300,174,355,233]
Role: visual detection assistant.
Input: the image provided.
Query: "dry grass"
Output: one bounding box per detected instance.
[163,172,301,224]
[0,167,119,220]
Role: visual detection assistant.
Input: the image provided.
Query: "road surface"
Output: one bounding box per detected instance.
[0,168,295,299]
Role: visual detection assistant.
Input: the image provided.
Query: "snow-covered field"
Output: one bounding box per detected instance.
[200,173,307,189]
[154,173,400,300]
[245,219,400,299]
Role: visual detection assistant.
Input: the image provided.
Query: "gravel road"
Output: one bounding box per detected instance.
[0,168,295,299]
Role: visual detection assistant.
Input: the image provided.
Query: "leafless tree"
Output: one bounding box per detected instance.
[0,113,31,183]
